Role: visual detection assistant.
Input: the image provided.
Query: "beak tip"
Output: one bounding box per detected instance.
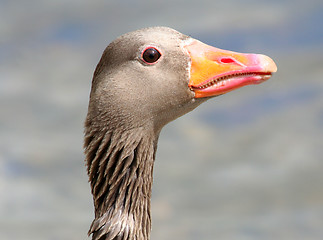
[259,54,277,73]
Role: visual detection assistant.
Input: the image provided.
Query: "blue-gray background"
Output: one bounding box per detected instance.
[1,0,322,239]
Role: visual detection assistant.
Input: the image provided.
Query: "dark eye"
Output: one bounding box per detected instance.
[142,47,161,64]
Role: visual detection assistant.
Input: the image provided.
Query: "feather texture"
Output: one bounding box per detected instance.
[85,127,156,240]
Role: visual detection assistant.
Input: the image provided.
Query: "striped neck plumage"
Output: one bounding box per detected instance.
[84,126,158,240]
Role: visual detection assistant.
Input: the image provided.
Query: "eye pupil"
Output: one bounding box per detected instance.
[142,48,161,64]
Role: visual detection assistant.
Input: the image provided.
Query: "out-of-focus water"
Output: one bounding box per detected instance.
[1,1,322,239]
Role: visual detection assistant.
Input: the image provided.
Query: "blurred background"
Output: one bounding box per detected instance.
[1,0,322,239]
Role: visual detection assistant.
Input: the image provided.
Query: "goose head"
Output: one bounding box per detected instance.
[87,27,276,133]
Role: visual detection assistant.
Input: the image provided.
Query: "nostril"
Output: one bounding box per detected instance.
[219,57,236,64]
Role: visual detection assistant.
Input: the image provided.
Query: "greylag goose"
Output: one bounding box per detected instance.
[84,26,277,240]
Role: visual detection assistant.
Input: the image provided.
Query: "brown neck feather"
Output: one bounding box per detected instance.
[84,126,158,240]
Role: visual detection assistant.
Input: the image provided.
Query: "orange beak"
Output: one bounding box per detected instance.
[185,40,277,98]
